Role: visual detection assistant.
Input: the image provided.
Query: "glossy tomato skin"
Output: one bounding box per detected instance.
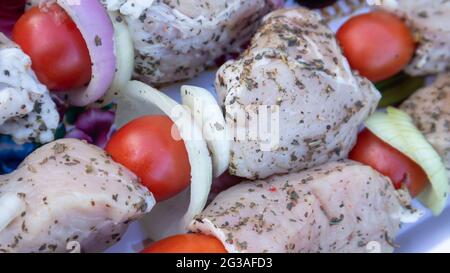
[142,234,227,253]
[106,116,191,202]
[337,11,415,82]
[12,4,91,91]
[349,129,428,197]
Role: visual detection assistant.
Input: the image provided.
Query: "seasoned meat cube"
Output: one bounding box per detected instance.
[216,8,380,179]
[381,0,450,75]
[401,73,450,180]
[99,0,282,84]
[190,161,404,253]
[0,139,154,253]
[0,33,58,144]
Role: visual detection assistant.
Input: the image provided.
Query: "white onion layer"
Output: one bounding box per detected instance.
[181,85,230,178]
[0,193,26,232]
[366,107,449,215]
[116,80,213,240]
[95,11,134,107]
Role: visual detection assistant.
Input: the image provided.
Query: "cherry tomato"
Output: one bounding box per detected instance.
[349,129,428,197]
[106,115,191,202]
[12,4,91,91]
[337,11,415,82]
[142,234,227,253]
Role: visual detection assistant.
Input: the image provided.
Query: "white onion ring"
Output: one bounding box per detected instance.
[181,85,230,178]
[0,193,26,232]
[116,81,213,240]
[53,0,116,106]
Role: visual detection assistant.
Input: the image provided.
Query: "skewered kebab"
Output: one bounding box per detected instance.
[0,0,282,251]
[25,0,283,88]
[0,2,446,253]
[110,8,443,251]
[135,8,448,252]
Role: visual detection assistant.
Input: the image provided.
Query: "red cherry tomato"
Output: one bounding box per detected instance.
[106,116,191,202]
[337,11,415,82]
[349,129,428,197]
[142,234,227,253]
[12,4,91,91]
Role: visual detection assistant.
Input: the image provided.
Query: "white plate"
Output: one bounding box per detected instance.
[106,0,450,253]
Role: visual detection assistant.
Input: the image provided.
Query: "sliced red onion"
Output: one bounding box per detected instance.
[0,0,26,37]
[51,0,116,106]
[51,94,68,122]
[72,108,115,148]
[65,128,93,143]
[75,108,115,136]
[94,127,113,149]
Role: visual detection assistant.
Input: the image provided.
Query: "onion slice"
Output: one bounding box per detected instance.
[0,193,26,232]
[0,0,26,37]
[116,80,213,240]
[365,107,449,215]
[48,0,116,106]
[181,85,230,177]
[95,11,134,107]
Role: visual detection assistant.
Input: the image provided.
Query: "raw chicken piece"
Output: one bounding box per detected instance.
[0,139,154,253]
[380,0,450,76]
[100,0,282,84]
[401,73,450,180]
[0,33,59,144]
[216,8,380,179]
[189,161,404,253]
